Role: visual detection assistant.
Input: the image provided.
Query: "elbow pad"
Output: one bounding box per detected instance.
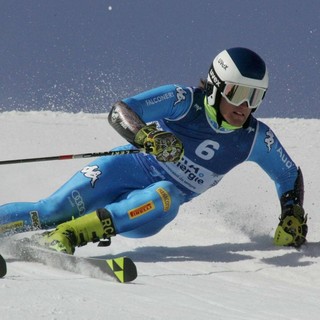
[108,101,146,146]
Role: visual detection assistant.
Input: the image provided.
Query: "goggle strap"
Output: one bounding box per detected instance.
[208,64,226,92]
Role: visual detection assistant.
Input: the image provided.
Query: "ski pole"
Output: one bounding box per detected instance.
[0,149,142,165]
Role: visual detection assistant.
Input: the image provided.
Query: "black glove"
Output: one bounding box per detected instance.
[274,204,308,247]
[134,124,184,162]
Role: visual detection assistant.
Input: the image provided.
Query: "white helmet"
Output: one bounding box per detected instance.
[206,47,269,111]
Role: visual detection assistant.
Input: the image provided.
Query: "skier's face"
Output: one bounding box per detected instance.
[219,97,251,127]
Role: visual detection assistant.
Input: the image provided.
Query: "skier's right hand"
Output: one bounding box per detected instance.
[134,124,184,162]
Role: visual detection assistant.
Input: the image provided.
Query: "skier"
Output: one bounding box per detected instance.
[0,47,308,254]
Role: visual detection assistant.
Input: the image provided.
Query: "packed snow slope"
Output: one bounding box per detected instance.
[0,112,319,320]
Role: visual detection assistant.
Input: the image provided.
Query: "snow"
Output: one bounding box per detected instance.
[0,111,319,320]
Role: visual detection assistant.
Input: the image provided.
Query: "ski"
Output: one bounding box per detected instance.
[5,238,137,283]
[0,254,7,278]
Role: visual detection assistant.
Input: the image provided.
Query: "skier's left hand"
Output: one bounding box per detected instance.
[274,204,308,247]
[134,124,184,162]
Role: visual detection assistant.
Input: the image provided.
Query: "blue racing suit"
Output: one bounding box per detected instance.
[0,85,300,238]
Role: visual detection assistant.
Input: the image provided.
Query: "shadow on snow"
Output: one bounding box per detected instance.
[98,235,320,268]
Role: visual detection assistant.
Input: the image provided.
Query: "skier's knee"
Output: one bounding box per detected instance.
[152,180,181,216]
[120,181,182,238]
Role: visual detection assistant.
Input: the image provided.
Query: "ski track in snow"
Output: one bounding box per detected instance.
[0,112,319,320]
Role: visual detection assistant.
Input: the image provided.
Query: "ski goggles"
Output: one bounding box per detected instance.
[221,83,266,109]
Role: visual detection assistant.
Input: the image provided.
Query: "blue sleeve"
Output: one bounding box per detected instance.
[122,85,193,122]
[247,121,298,199]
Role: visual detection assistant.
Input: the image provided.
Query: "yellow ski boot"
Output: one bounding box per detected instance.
[37,208,116,254]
